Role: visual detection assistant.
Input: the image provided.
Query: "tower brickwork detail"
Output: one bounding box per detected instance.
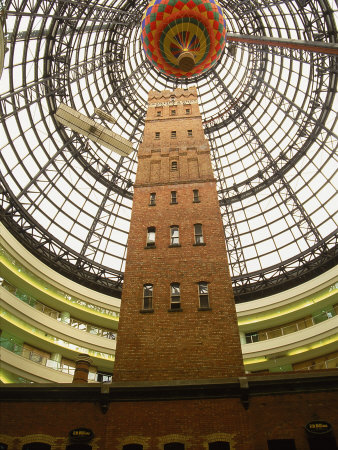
[113,87,244,381]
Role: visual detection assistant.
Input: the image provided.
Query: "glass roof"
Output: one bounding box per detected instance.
[0,0,337,301]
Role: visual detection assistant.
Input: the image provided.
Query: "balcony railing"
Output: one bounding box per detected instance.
[245,308,337,344]
[0,248,119,317]
[0,337,112,383]
[1,280,116,340]
[295,356,338,371]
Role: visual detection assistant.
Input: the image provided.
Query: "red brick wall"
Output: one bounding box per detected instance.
[113,88,244,381]
[2,391,338,450]
[249,391,338,450]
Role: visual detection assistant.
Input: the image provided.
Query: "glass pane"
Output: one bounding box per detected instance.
[144,297,152,309]
[199,282,208,294]
[171,284,180,295]
[147,230,155,243]
[144,285,153,296]
[195,224,202,234]
[200,295,209,308]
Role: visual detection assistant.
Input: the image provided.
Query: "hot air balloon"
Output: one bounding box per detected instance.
[141,0,227,78]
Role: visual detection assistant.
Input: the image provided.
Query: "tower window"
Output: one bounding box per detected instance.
[170,225,179,246]
[156,110,162,117]
[187,129,193,137]
[143,284,153,310]
[171,161,178,171]
[146,227,156,247]
[170,109,176,116]
[170,283,181,310]
[171,191,177,204]
[185,108,191,115]
[198,282,209,308]
[171,131,176,139]
[193,189,200,202]
[194,223,204,244]
[149,192,156,206]
[155,132,160,139]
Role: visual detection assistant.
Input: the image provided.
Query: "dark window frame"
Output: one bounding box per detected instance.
[194,223,204,245]
[149,192,156,206]
[171,161,178,171]
[170,225,180,246]
[170,283,181,310]
[198,281,210,309]
[146,226,156,247]
[143,284,153,310]
[171,191,177,204]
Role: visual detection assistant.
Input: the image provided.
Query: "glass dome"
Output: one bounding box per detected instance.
[0,0,337,301]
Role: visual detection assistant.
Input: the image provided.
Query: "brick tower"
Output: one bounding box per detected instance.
[113,87,244,381]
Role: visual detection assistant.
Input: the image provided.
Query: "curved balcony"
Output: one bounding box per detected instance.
[244,307,337,344]
[1,279,117,340]
[242,315,338,372]
[0,337,112,383]
[1,286,116,350]
[0,226,120,329]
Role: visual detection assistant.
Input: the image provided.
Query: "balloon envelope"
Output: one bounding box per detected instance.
[141,0,227,77]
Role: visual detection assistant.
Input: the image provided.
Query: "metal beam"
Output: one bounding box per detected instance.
[227,33,338,56]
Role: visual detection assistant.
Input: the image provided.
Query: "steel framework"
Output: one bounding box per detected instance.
[0,0,337,300]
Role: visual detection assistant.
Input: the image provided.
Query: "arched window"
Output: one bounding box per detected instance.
[170,283,181,310]
[22,444,51,450]
[146,227,156,247]
[143,284,153,310]
[198,281,209,308]
[164,444,184,450]
[209,442,230,450]
[123,445,143,450]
